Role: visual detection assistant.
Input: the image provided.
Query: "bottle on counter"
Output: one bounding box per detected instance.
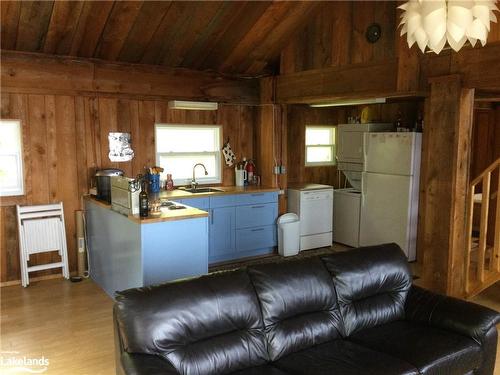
[245,159,255,184]
[139,180,149,217]
[242,157,248,184]
[166,174,174,191]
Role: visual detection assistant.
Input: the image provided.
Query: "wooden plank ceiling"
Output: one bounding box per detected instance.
[0,0,321,77]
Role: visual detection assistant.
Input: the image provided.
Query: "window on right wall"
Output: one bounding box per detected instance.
[305,125,336,166]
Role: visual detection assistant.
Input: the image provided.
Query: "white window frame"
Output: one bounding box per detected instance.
[0,119,24,197]
[155,124,222,186]
[305,125,337,167]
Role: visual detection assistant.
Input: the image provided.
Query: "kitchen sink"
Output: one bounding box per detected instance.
[177,187,225,194]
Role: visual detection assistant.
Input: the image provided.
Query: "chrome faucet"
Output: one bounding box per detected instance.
[191,163,208,190]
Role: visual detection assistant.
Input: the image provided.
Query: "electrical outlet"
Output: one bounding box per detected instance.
[279,189,285,195]
[273,166,280,174]
[280,166,287,174]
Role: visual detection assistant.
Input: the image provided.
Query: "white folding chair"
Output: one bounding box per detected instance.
[16,202,70,287]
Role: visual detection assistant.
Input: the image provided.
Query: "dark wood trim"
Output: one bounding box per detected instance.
[275,59,421,104]
[418,75,474,297]
[0,50,259,103]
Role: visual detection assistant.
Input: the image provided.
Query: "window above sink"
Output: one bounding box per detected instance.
[155,124,222,186]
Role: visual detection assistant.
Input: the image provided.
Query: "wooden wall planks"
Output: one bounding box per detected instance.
[471,104,500,181]
[0,91,258,283]
[278,2,500,103]
[280,1,397,74]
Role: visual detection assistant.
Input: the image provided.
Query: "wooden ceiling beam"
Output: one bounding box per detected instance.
[0,50,259,104]
[118,1,172,63]
[43,1,85,55]
[95,1,143,61]
[160,1,224,67]
[15,1,54,51]
[220,2,294,73]
[275,60,399,104]
[241,1,323,75]
[140,2,191,65]
[180,1,248,70]
[1,1,21,50]
[200,1,272,72]
[71,1,114,58]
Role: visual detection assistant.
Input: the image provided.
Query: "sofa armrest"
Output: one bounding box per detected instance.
[120,353,179,375]
[405,285,500,345]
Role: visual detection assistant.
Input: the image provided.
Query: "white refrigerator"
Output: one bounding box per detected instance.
[359,132,421,261]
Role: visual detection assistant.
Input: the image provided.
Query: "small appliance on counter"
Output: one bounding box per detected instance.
[95,169,124,203]
[110,176,140,216]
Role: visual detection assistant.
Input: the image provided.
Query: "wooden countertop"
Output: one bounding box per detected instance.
[159,185,279,199]
[84,196,208,224]
[84,186,278,224]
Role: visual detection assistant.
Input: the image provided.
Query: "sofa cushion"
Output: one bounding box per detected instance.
[248,257,343,361]
[115,270,268,375]
[273,339,418,375]
[232,364,290,375]
[120,353,179,375]
[350,320,483,375]
[321,243,412,336]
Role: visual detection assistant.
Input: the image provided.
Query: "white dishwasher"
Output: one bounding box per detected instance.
[288,184,333,251]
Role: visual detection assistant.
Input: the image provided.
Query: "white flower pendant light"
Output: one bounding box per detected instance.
[399,0,499,54]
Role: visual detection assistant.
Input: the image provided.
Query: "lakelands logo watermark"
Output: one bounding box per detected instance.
[0,351,49,373]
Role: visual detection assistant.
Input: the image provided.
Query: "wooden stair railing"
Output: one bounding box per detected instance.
[465,157,500,298]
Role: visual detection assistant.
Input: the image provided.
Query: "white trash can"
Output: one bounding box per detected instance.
[277,213,300,257]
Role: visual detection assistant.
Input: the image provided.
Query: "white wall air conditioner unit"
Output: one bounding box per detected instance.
[168,100,218,111]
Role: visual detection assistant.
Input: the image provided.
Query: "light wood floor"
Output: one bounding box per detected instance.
[1,277,499,375]
[1,278,115,374]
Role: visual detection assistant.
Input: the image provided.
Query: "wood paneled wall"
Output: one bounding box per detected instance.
[278,2,500,104]
[280,1,500,76]
[287,106,341,187]
[280,1,396,74]
[0,92,256,283]
[471,103,500,181]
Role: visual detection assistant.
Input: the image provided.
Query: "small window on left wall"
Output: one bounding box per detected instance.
[0,120,24,196]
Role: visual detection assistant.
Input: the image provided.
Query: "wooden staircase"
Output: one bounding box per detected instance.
[465,157,500,298]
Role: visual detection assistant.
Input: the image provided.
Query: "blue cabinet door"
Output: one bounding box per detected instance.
[209,207,235,259]
[235,225,277,252]
[235,203,277,229]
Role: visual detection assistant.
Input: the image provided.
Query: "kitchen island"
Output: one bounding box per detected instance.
[84,186,279,297]
[84,196,209,297]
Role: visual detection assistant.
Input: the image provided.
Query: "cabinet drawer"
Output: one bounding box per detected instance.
[236,225,276,252]
[174,197,209,210]
[235,192,278,206]
[235,203,277,229]
[209,195,237,208]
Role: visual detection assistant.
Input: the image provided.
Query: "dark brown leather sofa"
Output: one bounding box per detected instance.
[114,243,500,375]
